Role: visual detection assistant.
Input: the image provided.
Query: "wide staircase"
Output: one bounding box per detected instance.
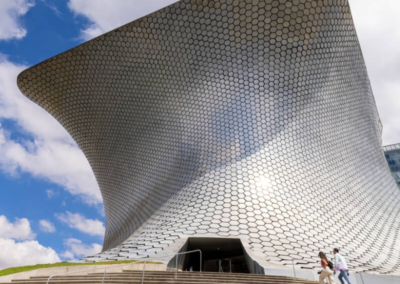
[4,270,319,284]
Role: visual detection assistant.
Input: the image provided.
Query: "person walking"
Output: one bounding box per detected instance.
[318,252,336,284]
[333,248,353,284]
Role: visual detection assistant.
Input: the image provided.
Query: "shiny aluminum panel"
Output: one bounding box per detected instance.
[17,0,400,274]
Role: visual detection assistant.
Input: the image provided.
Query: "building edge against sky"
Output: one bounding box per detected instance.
[16,0,400,275]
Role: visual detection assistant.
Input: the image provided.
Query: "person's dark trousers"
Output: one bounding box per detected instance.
[338,270,352,284]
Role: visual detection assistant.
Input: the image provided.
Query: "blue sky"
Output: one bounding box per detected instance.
[0,0,175,269]
[0,0,400,270]
[0,0,107,268]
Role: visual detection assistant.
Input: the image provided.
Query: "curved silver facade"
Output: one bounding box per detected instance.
[18,0,400,274]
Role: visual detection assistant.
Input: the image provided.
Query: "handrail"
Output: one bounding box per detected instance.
[291,259,296,278]
[139,250,202,283]
[45,261,138,284]
[140,261,146,284]
[357,272,400,283]
[46,249,202,284]
[173,249,202,277]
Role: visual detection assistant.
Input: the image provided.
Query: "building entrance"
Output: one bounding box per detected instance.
[181,238,249,273]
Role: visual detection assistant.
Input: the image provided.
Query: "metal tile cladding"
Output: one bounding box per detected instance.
[17,0,400,274]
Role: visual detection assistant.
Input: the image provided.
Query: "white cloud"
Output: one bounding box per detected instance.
[39,220,55,233]
[0,215,60,269]
[46,189,57,198]
[0,215,35,240]
[0,238,60,269]
[40,0,62,18]
[0,58,101,204]
[60,250,74,260]
[350,0,400,145]
[0,0,34,41]
[67,0,177,40]
[61,238,102,260]
[55,212,105,237]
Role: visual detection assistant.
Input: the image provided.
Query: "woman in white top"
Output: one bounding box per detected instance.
[333,248,353,284]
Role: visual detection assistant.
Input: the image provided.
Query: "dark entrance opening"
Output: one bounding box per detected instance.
[181,238,249,273]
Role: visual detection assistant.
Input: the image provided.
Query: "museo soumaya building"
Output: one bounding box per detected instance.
[17,0,400,275]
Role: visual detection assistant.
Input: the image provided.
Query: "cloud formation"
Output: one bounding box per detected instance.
[55,212,105,237]
[61,238,102,259]
[350,0,400,145]
[39,220,56,233]
[0,0,34,41]
[46,189,57,199]
[0,238,60,269]
[0,58,101,204]
[67,0,177,40]
[0,215,59,269]
[0,215,35,240]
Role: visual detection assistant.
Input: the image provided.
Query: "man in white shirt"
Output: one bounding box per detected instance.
[333,248,353,284]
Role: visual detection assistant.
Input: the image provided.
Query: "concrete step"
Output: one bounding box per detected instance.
[27,274,300,280]
[0,278,317,284]
[26,274,305,281]
[11,278,316,284]
[21,276,311,283]
[4,270,317,284]
[87,272,301,280]
[13,276,316,284]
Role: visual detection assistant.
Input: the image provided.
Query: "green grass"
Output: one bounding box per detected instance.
[0,260,161,277]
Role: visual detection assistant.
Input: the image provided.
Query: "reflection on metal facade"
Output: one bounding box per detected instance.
[18,0,400,274]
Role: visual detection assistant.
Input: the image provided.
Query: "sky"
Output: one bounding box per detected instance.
[0,0,399,270]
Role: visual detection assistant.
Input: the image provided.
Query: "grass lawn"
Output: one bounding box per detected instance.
[0,260,160,277]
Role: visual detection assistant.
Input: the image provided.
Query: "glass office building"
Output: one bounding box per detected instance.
[384,143,400,189]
